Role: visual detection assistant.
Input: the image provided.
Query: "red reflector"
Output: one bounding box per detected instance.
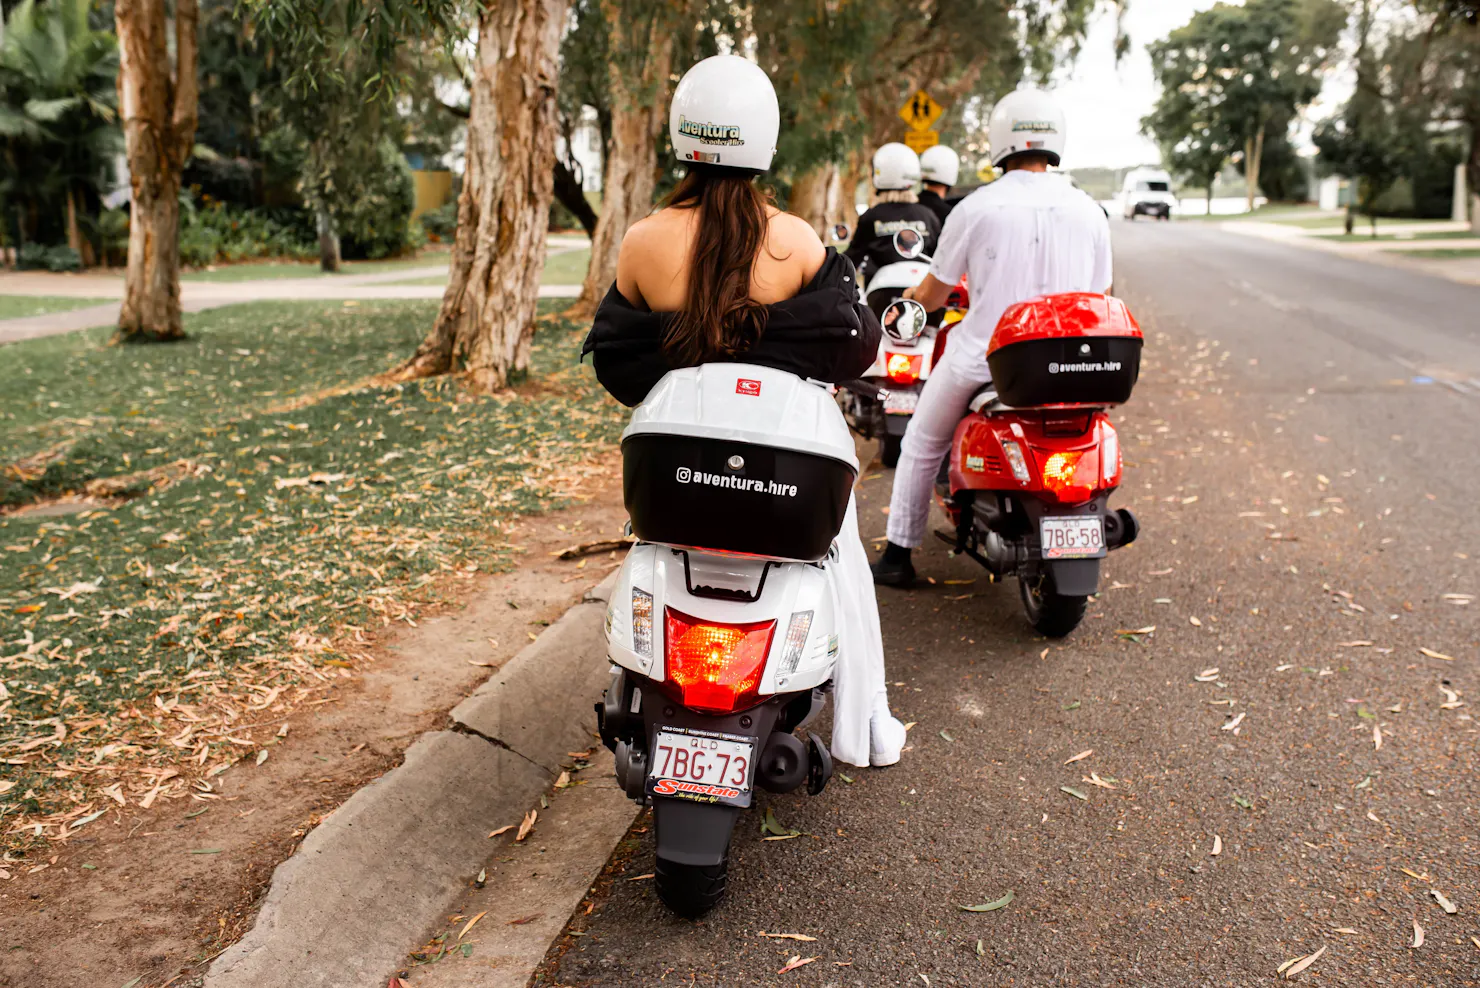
[663,608,775,714]
[887,352,922,385]
[1040,450,1095,502]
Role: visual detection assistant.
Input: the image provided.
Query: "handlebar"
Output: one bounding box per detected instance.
[837,379,889,403]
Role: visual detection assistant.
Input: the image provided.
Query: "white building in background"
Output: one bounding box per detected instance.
[558,105,604,193]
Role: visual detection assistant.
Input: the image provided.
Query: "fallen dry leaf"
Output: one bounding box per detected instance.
[1412,921,1425,948]
[506,913,542,926]
[1431,890,1458,914]
[1373,723,1383,751]
[488,824,514,839]
[1419,647,1455,662]
[1283,944,1326,979]
[628,873,654,881]
[515,809,537,842]
[1222,712,1246,732]
[1211,835,1222,857]
[458,910,487,940]
[778,956,818,974]
[1400,867,1432,882]
[554,771,571,789]
[759,932,819,942]
[1332,927,1358,935]
[1195,668,1220,682]
[1063,749,1093,765]
[1189,616,1202,627]
[1084,772,1117,790]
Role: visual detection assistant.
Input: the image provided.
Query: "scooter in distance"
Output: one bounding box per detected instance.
[898,292,1143,637]
[597,363,858,916]
[839,229,943,467]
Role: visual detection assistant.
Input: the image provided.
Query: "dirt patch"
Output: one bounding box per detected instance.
[0,461,627,988]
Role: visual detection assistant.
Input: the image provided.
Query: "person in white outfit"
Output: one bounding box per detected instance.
[871,87,1114,586]
[582,54,907,767]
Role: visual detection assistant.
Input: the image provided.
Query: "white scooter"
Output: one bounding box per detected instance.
[597,363,860,917]
[839,229,938,466]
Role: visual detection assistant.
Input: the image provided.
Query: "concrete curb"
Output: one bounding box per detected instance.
[205,570,621,988]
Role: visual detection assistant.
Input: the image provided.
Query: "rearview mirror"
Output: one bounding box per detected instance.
[892,228,924,260]
[881,298,928,343]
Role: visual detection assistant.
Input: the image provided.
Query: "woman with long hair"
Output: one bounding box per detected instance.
[582,54,906,768]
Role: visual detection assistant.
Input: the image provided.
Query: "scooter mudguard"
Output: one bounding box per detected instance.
[653,798,741,867]
[884,412,913,437]
[1048,557,1101,596]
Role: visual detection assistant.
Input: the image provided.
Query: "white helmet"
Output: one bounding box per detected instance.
[872,143,921,191]
[669,55,779,173]
[920,145,960,187]
[988,88,1066,168]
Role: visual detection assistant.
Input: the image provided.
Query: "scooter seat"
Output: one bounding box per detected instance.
[967,385,1002,414]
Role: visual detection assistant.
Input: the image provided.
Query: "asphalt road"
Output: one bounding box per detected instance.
[539,223,1480,987]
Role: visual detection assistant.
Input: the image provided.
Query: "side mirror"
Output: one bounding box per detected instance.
[832,223,851,242]
[881,298,928,343]
[892,228,924,260]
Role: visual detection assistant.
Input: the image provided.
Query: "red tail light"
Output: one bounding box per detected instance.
[887,353,922,385]
[1039,450,1096,503]
[662,608,775,714]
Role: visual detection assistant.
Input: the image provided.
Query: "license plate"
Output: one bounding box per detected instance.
[649,728,755,800]
[1039,517,1106,559]
[884,390,918,414]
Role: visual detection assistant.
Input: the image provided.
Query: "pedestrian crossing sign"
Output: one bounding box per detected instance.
[899,90,943,132]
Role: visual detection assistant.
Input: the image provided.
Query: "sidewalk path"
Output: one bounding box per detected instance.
[1221,219,1480,287]
[0,256,584,346]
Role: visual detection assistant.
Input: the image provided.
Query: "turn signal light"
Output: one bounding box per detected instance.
[1040,450,1095,502]
[887,353,922,385]
[662,608,776,714]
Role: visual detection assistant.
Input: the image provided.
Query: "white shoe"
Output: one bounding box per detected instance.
[869,711,907,767]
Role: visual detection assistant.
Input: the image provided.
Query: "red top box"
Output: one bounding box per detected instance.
[986,293,1143,408]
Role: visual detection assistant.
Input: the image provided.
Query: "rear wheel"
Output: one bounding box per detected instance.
[655,854,728,918]
[1019,571,1088,638]
[881,433,903,468]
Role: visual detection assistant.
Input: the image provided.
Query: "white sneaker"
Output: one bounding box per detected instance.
[869,711,907,767]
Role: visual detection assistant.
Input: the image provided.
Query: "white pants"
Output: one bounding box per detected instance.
[828,492,903,768]
[885,350,990,548]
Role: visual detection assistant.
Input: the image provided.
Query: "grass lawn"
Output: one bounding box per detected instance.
[1182,204,1336,224]
[391,247,591,289]
[1393,247,1480,259]
[180,254,451,283]
[1315,229,1478,243]
[0,299,624,852]
[0,296,113,320]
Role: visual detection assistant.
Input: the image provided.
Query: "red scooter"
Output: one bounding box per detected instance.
[887,292,1142,637]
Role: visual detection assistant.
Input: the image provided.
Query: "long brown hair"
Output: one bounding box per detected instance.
[662,165,774,366]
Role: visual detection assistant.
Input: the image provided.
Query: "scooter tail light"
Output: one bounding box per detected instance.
[662,608,776,714]
[887,353,921,385]
[776,611,814,678]
[630,588,653,657]
[1001,440,1031,482]
[1041,450,1096,502]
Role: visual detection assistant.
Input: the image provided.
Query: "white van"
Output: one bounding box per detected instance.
[1122,168,1176,221]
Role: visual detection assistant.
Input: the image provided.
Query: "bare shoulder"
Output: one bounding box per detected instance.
[771,211,826,267]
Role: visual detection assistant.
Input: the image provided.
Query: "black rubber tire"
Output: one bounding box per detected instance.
[881,433,903,468]
[655,854,728,918]
[1019,571,1088,638]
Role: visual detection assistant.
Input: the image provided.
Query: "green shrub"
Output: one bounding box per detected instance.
[95,209,130,267]
[17,243,83,272]
[420,201,457,241]
[176,195,318,267]
[337,138,416,260]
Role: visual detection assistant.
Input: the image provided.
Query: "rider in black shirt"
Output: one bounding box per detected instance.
[844,143,941,281]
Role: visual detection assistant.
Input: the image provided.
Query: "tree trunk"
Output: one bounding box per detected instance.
[553,158,598,237]
[65,185,82,258]
[1250,121,1266,207]
[788,164,837,234]
[114,0,198,342]
[570,2,677,319]
[316,204,341,273]
[388,0,566,391]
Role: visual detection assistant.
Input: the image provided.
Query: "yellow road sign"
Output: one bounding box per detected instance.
[904,128,939,154]
[899,90,943,132]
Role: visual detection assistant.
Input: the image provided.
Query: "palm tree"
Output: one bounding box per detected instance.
[0,0,120,264]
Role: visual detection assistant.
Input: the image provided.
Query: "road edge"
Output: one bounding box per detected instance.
[204,569,622,988]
